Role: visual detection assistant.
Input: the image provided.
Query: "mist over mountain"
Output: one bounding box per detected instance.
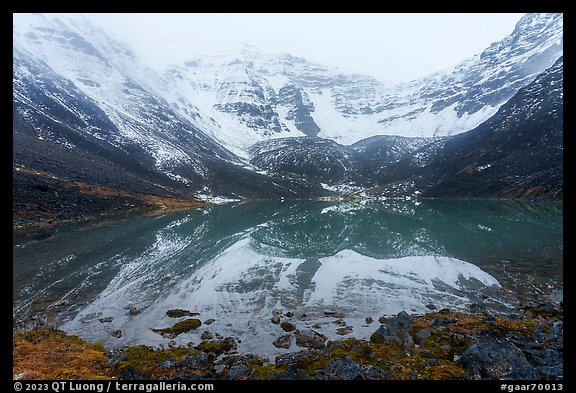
[12,13,563,229]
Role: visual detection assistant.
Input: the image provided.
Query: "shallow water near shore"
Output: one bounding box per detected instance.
[13,199,563,357]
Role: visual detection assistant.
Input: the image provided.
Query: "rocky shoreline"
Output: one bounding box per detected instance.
[13,298,562,380]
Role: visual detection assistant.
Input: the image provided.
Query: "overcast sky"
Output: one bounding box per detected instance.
[85,13,525,82]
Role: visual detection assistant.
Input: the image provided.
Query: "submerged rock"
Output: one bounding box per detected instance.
[335,326,353,336]
[204,318,215,325]
[332,319,346,326]
[294,330,327,349]
[200,331,214,340]
[166,309,199,318]
[273,335,292,349]
[98,317,113,323]
[324,311,345,318]
[280,322,296,332]
[111,330,122,338]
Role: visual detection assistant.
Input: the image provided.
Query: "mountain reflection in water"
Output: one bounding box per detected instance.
[13,199,562,356]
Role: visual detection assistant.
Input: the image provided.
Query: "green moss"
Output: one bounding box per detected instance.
[378,316,389,324]
[153,318,201,336]
[117,345,194,377]
[249,363,288,379]
[196,340,233,355]
[166,309,199,318]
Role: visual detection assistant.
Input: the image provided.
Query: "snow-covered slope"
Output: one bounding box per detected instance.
[158,13,562,153]
[13,13,327,201]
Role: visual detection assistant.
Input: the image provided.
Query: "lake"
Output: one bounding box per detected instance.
[13,199,563,357]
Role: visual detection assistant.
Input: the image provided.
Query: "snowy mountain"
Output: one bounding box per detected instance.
[12,12,563,228]
[249,57,563,199]
[411,56,563,199]
[13,13,328,227]
[158,13,562,154]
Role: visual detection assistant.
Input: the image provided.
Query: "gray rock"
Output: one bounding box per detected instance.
[370,311,413,351]
[179,353,212,370]
[227,364,255,380]
[317,356,364,380]
[271,316,281,324]
[361,364,389,380]
[157,360,177,368]
[459,335,539,380]
[168,340,178,348]
[335,326,353,336]
[425,304,437,310]
[285,312,294,318]
[272,309,283,317]
[273,334,292,349]
[365,317,374,324]
[294,330,328,349]
[298,313,307,321]
[415,329,431,344]
[204,318,215,325]
[111,330,122,338]
[129,307,140,316]
[98,316,113,323]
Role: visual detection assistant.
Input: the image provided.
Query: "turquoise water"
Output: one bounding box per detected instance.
[13,199,563,355]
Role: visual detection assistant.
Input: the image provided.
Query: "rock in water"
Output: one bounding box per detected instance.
[111,330,122,338]
[280,322,296,332]
[459,335,539,380]
[335,326,353,335]
[273,335,292,349]
[294,330,328,349]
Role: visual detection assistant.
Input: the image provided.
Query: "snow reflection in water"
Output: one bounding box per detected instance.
[13,199,562,356]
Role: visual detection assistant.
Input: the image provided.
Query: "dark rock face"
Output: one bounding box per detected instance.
[278,85,320,137]
[415,57,563,200]
[459,336,540,380]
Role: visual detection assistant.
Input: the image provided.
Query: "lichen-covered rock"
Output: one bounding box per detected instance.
[166,309,199,318]
[459,335,539,380]
[152,319,201,337]
[370,311,413,351]
[316,356,364,380]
